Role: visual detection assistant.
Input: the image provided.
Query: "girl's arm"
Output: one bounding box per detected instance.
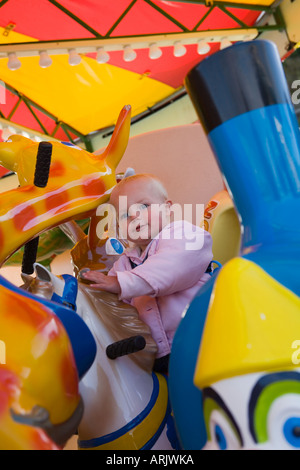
[82,270,121,294]
[118,223,213,300]
[81,255,153,297]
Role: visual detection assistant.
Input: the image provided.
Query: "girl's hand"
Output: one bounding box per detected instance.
[82,271,121,294]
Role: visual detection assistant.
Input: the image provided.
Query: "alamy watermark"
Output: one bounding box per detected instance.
[95,199,205,251]
[0,340,6,364]
[291,340,300,365]
[291,80,300,105]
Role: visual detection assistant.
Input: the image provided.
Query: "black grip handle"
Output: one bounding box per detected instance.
[33,141,52,188]
[21,237,39,275]
[106,335,146,360]
[22,141,53,274]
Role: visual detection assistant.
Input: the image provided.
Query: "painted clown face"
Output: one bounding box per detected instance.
[202,369,300,450]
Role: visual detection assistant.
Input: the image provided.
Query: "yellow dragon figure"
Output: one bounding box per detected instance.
[0,105,131,449]
[0,105,131,266]
[0,282,80,450]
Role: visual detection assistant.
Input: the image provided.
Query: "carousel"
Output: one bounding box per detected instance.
[0,0,299,451]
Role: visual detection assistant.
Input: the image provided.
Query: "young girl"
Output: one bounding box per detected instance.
[82,174,213,373]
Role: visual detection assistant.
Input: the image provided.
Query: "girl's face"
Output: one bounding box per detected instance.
[111,179,171,250]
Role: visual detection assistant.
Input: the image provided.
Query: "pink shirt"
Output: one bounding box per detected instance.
[108,221,213,358]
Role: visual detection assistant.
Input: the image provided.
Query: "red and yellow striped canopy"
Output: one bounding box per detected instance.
[0,0,277,143]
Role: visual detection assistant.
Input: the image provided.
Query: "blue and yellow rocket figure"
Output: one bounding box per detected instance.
[194,258,300,450]
[169,40,300,449]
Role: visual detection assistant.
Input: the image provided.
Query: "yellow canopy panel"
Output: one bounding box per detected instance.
[0,55,175,135]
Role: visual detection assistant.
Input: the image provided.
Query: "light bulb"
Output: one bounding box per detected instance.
[197,40,210,55]
[2,127,14,140]
[96,47,110,64]
[7,52,21,71]
[173,41,187,58]
[21,130,31,138]
[8,125,16,134]
[220,38,232,50]
[2,127,10,140]
[39,51,52,68]
[68,49,81,66]
[149,43,162,60]
[123,45,137,62]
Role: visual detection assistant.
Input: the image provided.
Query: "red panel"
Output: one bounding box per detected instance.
[0,165,9,176]
[9,101,51,134]
[0,0,95,40]
[27,107,80,141]
[52,126,79,142]
[148,43,220,88]
[226,7,261,26]
[110,0,183,36]
[87,43,219,89]
[0,97,79,141]
[87,49,159,80]
[150,0,211,30]
[151,1,261,30]
[198,7,244,30]
[54,0,135,36]
[0,0,262,41]
[0,87,19,119]
[25,106,60,135]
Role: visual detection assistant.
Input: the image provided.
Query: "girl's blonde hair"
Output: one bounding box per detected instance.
[111,173,168,201]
